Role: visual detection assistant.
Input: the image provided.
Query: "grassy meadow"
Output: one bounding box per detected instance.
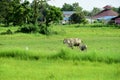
[0,24,120,80]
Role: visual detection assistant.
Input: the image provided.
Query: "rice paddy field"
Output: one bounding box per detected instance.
[0,24,120,80]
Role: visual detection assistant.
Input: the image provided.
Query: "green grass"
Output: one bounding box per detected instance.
[0,58,120,80]
[0,24,120,80]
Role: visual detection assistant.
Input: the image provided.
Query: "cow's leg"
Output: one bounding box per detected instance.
[69,44,73,49]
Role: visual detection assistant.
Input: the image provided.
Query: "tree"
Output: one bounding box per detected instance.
[90,7,101,16]
[0,0,14,26]
[31,0,49,24]
[70,12,86,24]
[13,0,31,26]
[38,0,48,23]
[118,7,120,15]
[46,5,62,26]
[39,5,62,34]
[61,2,83,12]
[32,0,39,25]
[72,2,82,12]
[61,2,83,11]
[113,6,120,15]
[83,10,90,16]
[61,3,73,11]
[0,0,31,26]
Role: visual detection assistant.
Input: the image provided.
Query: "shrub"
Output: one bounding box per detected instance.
[0,29,13,35]
[17,24,38,33]
[39,23,58,35]
[39,23,50,35]
[70,12,86,24]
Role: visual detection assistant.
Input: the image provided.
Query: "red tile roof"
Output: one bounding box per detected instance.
[103,5,112,10]
[92,5,119,19]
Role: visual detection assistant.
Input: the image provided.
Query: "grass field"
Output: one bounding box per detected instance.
[0,24,120,80]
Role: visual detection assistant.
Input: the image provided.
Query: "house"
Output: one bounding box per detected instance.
[111,16,120,24]
[92,5,119,22]
[62,11,75,24]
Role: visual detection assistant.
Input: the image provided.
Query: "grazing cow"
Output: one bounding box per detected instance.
[63,38,83,49]
[80,44,87,51]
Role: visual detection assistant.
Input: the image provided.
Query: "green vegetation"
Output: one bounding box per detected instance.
[70,12,86,24]
[0,58,119,80]
[0,1,120,79]
[0,24,120,80]
[0,0,62,35]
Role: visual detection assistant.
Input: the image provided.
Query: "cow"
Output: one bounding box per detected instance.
[63,38,83,49]
[80,44,87,51]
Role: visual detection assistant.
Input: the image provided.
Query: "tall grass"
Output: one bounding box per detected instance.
[48,48,120,63]
[0,48,119,63]
[0,24,120,63]
[74,23,120,28]
[0,24,120,80]
[0,57,119,80]
[0,49,40,60]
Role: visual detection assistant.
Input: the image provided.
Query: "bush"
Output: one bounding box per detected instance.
[70,12,86,24]
[39,23,58,35]
[0,29,13,35]
[39,23,50,35]
[17,24,38,33]
[15,23,58,35]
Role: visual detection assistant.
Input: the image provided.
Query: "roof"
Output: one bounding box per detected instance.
[63,11,75,21]
[93,9,118,19]
[97,16,116,20]
[103,5,112,10]
[111,15,120,20]
[92,5,119,19]
[63,11,75,15]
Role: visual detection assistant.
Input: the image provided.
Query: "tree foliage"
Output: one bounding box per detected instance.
[13,1,31,26]
[0,0,31,26]
[39,5,62,34]
[72,2,82,12]
[70,12,86,24]
[82,10,90,16]
[31,0,40,25]
[46,6,62,26]
[90,7,101,16]
[118,7,120,15]
[112,6,120,15]
[61,3,73,11]
[0,0,14,26]
[61,2,82,12]
[29,0,62,34]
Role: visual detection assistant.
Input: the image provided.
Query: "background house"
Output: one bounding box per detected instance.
[62,11,75,24]
[111,16,120,24]
[92,5,119,22]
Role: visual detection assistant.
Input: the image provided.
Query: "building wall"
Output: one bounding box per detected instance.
[115,18,120,24]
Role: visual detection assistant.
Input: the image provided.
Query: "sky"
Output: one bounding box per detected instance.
[27,0,120,11]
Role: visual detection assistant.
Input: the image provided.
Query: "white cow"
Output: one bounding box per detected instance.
[63,38,83,49]
[80,44,87,51]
